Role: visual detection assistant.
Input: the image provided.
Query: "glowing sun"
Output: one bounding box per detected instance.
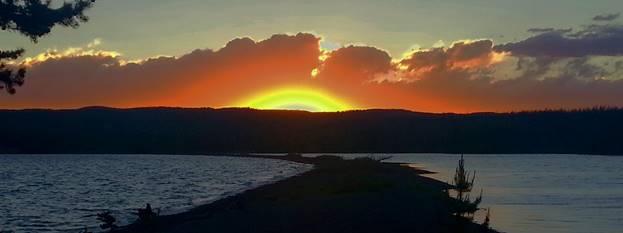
[236,87,354,112]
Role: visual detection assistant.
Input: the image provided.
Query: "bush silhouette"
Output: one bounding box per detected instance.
[96,211,118,232]
[481,208,491,231]
[133,203,159,225]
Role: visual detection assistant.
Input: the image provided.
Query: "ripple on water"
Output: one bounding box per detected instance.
[0,154,311,233]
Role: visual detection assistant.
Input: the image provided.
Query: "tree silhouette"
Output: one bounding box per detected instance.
[0,0,95,94]
[452,154,482,218]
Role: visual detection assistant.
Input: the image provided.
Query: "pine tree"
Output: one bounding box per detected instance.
[1,0,95,94]
[452,154,482,218]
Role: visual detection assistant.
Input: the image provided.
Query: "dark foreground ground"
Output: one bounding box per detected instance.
[115,154,496,233]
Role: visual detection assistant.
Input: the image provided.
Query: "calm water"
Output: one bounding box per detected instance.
[0,154,312,233]
[375,154,623,233]
[2,154,622,233]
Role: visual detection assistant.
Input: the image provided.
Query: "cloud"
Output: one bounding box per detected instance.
[315,45,392,84]
[391,39,505,82]
[358,49,623,112]
[527,28,556,33]
[1,31,622,113]
[20,41,121,66]
[1,33,321,109]
[392,68,623,112]
[526,28,572,34]
[495,24,623,57]
[593,13,620,21]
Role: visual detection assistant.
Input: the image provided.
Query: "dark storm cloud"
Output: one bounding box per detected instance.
[495,24,623,57]
[593,13,620,21]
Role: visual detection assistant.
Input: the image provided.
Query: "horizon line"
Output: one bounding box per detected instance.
[1,105,621,115]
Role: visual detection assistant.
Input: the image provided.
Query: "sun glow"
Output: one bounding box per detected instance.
[237,87,354,112]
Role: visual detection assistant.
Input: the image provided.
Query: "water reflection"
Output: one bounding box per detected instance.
[316,153,623,233]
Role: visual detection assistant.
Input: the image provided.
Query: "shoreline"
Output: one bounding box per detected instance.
[148,155,316,222]
[113,154,496,233]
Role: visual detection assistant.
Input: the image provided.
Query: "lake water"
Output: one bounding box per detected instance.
[2,154,622,233]
[377,154,623,233]
[0,154,312,233]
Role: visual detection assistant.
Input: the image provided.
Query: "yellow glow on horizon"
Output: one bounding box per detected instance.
[236,87,354,112]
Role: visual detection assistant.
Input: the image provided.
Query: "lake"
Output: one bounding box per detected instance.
[2,154,622,233]
[0,154,312,233]
[378,154,623,233]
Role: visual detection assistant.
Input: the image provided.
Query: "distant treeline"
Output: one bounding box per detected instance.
[1,107,622,155]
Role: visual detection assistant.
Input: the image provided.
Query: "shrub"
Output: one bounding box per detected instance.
[96,211,118,232]
[481,208,491,230]
[133,203,159,224]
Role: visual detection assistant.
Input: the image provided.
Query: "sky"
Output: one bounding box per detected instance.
[1,0,623,112]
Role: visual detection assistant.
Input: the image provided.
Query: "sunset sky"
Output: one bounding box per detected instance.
[1,0,623,112]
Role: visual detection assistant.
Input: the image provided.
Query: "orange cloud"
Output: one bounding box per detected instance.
[395,39,505,82]
[1,33,622,113]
